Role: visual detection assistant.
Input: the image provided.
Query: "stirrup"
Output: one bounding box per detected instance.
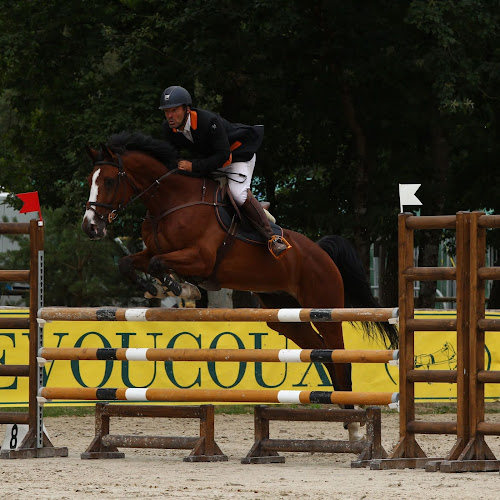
[268,235,292,260]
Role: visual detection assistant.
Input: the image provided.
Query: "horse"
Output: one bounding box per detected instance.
[82,131,398,441]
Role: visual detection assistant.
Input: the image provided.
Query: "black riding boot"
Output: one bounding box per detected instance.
[240,190,291,259]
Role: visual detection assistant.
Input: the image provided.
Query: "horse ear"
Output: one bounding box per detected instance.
[85,145,100,162]
[100,144,114,161]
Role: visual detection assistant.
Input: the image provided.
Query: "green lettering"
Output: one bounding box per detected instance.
[208,332,246,388]
[292,362,332,388]
[0,333,17,389]
[71,332,113,387]
[164,332,201,388]
[249,332,287,388]
[118,332,162,388]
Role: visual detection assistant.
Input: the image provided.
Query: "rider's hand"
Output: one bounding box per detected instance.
[178,160,193,172]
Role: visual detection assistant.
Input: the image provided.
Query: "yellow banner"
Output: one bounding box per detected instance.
[1,309,500,406]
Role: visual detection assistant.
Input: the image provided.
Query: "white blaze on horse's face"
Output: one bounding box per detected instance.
[83,168,101,225]
[82,168,107,239]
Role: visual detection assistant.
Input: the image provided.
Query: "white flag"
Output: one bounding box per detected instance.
[399,184,422,213]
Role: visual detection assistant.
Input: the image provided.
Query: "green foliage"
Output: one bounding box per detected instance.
[1,1,500,305]
[0,208,145,306]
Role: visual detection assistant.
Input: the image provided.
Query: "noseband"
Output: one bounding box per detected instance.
[86,153,178,223]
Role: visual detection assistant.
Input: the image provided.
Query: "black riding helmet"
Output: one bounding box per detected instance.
[158,86,192,110]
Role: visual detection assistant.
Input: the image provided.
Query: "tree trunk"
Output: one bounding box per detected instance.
[415,230,440,308]
[487,255,500,309]
[379,240,399,307]
[416,119,450,307]
[341,83,371,275]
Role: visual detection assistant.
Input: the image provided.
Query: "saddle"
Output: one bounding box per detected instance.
[148,179,285,293]
[199,186,285,291]
[214,185,284,244]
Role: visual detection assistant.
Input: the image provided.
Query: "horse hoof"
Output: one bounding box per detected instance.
[180,283,201,300]
[144,281,175,299]
[354,405,366,427]
[143,283,159,299]
[347,422,365,442]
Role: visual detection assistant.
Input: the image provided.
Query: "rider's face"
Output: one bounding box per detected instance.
[164,105,187,130]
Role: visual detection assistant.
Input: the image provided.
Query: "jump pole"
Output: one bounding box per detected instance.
[39,387,399,407]
[38,306,399,323]
[38,347,399,364]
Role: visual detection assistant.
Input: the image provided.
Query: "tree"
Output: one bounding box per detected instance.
[2,1,500,308]
[0,208,145,306]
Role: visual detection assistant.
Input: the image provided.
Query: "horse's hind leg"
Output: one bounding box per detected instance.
[264,321,340,387]
[304,320,366,441]
[263,272,364,441]
[265,321,357,404]
[309,322,364,441]
[255,292,348,392]
[287,275,354,393]
[260,320,363,441]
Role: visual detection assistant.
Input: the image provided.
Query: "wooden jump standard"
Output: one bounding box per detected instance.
[38,347,399,364]
[371,213,469,471]
[372,211,500,473]
[432,212,500,473]
[0,220,67,459]
[38,306,399,323]
[38,387,399,407]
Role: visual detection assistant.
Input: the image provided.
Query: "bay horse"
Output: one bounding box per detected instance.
[82,131,398,441]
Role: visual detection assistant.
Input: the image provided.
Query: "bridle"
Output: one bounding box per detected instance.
[86,152,179,223]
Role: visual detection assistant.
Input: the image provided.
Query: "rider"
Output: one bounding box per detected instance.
[158,85,291,259]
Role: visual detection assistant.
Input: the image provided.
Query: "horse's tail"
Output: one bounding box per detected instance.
[316,235,399,349]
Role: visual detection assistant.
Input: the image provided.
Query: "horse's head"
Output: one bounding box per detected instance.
[82,145,137,240]
[82,132,179,240]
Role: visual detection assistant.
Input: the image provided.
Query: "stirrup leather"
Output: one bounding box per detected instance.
[268,235,292,259]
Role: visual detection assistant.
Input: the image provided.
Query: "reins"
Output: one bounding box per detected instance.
[87,153,180,223]
[87,152,228,225]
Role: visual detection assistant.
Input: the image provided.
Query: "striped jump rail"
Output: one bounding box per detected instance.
[38,347,399,364]
[38,306,399,323]
[38,387,399,406]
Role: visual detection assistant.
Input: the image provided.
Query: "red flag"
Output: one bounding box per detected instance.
[16,191,43,221]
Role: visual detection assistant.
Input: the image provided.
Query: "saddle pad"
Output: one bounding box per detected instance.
[214,187,284,245]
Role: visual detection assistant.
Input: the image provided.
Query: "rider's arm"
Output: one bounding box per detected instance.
[191,114,231,175]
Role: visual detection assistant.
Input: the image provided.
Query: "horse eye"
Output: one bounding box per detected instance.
[104,178,115,189]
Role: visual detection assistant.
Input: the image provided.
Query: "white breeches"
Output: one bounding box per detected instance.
[223,154,256,206]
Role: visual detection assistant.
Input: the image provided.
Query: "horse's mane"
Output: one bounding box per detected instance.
[106,131,177,168]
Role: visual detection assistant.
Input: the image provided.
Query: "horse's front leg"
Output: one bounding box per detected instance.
[118,249,160,297]
[147,247,214,300]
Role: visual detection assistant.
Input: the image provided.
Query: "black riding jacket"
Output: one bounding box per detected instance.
[163,108,264,175]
